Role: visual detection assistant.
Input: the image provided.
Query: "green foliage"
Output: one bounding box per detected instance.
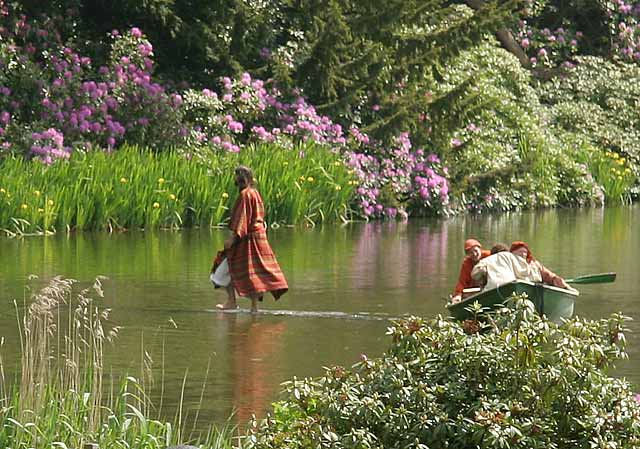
[431,43,602,212]
[236,143,356,226]
[586,148,636,204]
[33,0,284,83]
[6,1,639,214]
[541,57,640,160]
[540,56,640,197]
[0,142,355,234]
[245,295,640,449]
[264,0,523,145]
[551,140,604,207]
[519,0,610,57]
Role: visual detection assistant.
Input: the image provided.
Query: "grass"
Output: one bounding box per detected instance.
[589,150,636,204]
[0,276,237,449]
[0,142,356,235]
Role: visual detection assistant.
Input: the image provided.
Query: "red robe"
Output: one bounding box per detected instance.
[227,187,288,299]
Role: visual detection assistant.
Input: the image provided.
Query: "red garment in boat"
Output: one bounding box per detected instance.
[226,187,288,299]
[453,249,491,296]
[534,261,567,288]
[510,241,568,288]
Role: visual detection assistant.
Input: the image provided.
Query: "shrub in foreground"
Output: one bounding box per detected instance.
[245,296,640,448]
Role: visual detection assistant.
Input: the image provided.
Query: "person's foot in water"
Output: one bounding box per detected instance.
[216,285,238,310]
[216,301,238,310]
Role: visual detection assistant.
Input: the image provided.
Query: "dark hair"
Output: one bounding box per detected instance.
[235,165,255,188]
[490,243,509,255]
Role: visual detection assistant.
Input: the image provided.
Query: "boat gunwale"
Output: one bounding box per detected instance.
[445,280,579,311]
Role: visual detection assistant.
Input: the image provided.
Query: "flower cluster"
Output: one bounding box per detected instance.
[29,128,70,164]
[181,74,452,217]
[516,20,582,69]
[181,73,347,153]
[180,74,451,218]
[0,5,184,162]
[346,133,449,219]
[607,1,640,62]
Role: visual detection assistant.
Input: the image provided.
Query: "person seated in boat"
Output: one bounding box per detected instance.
[451,238,491,304]
[509,241,577,292]
[471,243,527,290]
[490,243,509,254]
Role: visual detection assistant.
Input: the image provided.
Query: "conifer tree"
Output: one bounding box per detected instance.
[269,0,524,146]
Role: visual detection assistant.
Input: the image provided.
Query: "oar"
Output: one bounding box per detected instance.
[565,272,617,285]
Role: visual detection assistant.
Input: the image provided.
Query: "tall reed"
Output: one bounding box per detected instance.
[0,277,235,449]
[0,143,356,235]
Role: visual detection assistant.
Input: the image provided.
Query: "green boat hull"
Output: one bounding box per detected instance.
[446,280,579,322]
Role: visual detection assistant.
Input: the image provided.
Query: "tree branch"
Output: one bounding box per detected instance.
[464,0,531,68]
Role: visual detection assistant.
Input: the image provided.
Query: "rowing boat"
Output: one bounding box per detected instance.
[446,280,579,322]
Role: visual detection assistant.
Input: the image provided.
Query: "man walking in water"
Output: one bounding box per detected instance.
[214,166,288,312]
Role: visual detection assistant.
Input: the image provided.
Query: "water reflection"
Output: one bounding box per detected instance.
[226,315,288,424]
[351,220,450,296]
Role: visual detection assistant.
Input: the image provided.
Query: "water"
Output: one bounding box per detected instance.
[0,206,638,429]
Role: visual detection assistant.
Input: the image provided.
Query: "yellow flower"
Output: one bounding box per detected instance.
[307,176,314,182]
[0,188,5,194]
[299,175,305,181]
[153,202,160,209]
[222,192,229,199]
[158,177,165,184]
[47,199,54,206]
[334,161,341,166]
[335,185,342,191]
[120,177,128,184]
[625,168,631,173]
[283,161,289,166]
[38,208,44,213]
[21,204,28,210]
[34,190,41,197]
[169,194,176,201]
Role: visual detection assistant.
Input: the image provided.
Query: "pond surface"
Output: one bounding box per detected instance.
[0,206,639,431]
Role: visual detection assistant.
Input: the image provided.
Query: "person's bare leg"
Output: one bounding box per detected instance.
[250,296,259,313]
[216,285,238,310]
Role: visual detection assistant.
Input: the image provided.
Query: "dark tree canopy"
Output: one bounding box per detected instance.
[9,0,524,145]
